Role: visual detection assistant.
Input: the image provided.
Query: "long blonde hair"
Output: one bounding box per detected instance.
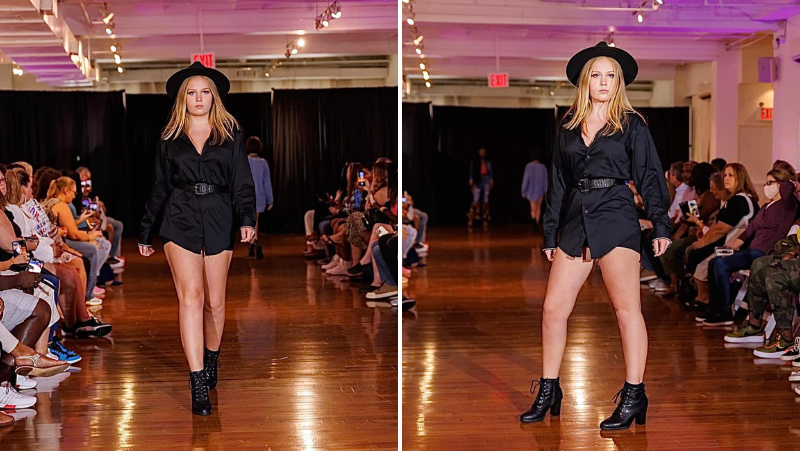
[564,56,639,136]
[46,177,76,201]
[5,168,30,206]
[161,75,239,145]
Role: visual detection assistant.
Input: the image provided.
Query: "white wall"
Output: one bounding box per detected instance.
[773,21,800,168]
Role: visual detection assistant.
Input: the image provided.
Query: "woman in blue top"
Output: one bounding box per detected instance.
[245,136,274,260]
[521,152,549,229]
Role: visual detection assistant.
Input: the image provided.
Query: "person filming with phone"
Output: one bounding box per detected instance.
[701,168,798,325]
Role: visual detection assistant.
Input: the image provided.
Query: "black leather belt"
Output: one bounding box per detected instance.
[575,178,627,194]
[178,182,228,195]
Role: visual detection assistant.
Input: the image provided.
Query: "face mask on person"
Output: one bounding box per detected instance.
[764,183,779,201]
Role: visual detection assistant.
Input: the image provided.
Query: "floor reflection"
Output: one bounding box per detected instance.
[403,225,800,450]
[0,236,397,450]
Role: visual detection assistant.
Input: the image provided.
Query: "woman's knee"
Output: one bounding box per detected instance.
[32,299,49,319]
[542,298,571,323]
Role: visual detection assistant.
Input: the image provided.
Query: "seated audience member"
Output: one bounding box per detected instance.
[702,169,797,325]
[76,167,125,269]
[321,163,365,275]
[711,158,727,172]
[4,169,110,340]
[667,161,688,226]
[32,167,102,306]
[654,163,719,294]
[685,163,759,310]
[246,136,274,260]
[724,226,800,361]
[42,177,111,304]
[348,163,397,278]
[660,168,723,298]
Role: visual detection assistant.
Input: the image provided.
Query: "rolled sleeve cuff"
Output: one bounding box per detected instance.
[652,224,672,241]
[543,234,557,250]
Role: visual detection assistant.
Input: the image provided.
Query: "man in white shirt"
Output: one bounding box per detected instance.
[667,162,688,226]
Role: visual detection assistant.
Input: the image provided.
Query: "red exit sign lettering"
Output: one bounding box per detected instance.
[192,53,215,68]
[760,107,773,120]
[488,73,508,88]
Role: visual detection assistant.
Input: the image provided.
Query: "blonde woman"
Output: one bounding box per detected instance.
[139,62,256,416]
[42,177,110,305]
[520,42,671,430]
[5,169,111,340]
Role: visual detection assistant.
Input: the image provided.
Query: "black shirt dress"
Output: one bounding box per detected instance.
[139,130,257,256]
[542,113,671,259]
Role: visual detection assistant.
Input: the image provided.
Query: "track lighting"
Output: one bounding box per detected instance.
[285,35,305,59]
[110,44,117,52]
[117,66,124,73]
[637,13,643,22]
[315,1,342,31]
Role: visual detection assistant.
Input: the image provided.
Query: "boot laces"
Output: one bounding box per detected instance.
[611,386,638,407]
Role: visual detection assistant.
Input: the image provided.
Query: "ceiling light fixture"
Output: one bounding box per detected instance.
[315,0,342,31]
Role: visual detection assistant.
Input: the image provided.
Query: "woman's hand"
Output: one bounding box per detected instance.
[139,244,155,257]
[78,210,92,223]
[241,227,256,243]
[11,254,30,266]
[88,230,103,240]
[544,249,555,262]
[653,238,671,257]
[51,243,63,258]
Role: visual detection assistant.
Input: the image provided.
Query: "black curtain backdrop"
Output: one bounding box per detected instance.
[125,93,273,236]
[403,104,690,226]
[272,87,397,233]
[0,88,392,236]
[403,104,557,225]
[0,90,130,229]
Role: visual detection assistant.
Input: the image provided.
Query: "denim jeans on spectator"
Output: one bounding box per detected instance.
[707,248,766,313]
[106,216,124,258]
[415,210,428,243]
[66,238,111,298]
[371,240,396,286]
[41,273,60,341]
[402,225,417,259]
[319,219,334,256]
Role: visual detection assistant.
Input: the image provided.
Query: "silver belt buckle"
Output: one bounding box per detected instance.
[194,183,208,195]
[578,179,590,193]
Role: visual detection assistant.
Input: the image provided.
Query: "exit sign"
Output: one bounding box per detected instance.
[761,108,773,120]
[192,53,215,68]
[489,73,509,88]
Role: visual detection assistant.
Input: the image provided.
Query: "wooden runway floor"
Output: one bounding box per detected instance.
[0,236,398,451]
[403,225,800,451]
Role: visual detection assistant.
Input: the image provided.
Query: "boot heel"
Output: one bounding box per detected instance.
[635,409,647,425]
[549,399,561,417]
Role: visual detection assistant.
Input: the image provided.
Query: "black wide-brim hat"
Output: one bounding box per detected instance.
[566,41,638,86]
[166,61,230,99]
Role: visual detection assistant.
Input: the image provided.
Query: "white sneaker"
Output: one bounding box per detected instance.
[86,297,103,306]
[14,375,36,391]
[327,262,352,276]
[0,382,36,409]
[651,279,670,292]
[322,256,340,271]
[790,371,800,382]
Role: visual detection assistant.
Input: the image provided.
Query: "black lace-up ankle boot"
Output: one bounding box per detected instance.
[204,348,220,389]
[190,370,211,416]
[519,377,562,423]
[599,381,647,430]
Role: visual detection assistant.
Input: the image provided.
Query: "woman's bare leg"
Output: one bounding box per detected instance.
[164,242,206,372]
[597,247,648,384]
[542,248,595,378]
[202,250,232,352]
